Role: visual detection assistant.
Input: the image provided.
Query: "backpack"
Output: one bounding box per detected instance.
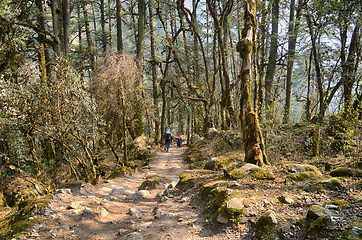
[164,131,171,141]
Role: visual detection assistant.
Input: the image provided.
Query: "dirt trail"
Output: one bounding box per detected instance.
[25,147,240,240]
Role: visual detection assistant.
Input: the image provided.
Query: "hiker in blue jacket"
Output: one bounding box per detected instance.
[163,127,173,152]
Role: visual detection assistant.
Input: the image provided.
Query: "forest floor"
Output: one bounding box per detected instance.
[21,147,241,240]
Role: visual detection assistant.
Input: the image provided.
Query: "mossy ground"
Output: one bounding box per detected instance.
[183,124,362,238]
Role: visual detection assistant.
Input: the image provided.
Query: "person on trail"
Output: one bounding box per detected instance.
[163,127,173,152]
[176,136,182,148]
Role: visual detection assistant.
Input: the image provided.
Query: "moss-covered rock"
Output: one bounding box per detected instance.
[207,127,220,140]
[3,173,47,208]
[283,163,322,183]
[330,167,362,177]
[254,210,280,240]
[283,163,322,175]
[286,171,319,182]
[307,205,333,221]
[0,196,51,238]
[176,170,215,191]
[203,187,246,223]
[138,175,171,190]
[228,164,275,180]
[303,177,346,192]
[110,166,132,179]
[322,199,351,207]
[278,194,300,204]
[204,156,241,171]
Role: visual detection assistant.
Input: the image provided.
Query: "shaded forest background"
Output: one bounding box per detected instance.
[0,0,361,188]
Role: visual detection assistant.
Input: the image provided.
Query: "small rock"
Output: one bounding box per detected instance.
[178,218,184,222]
[325,204,339,210]
[63,224,70,230]
[119,232,144,240]
[129,207,145,216]
[44,210,53,216]
[135,222,152,231]
[126,190,151,200]
[99,207,108,218]
[216,214,229,224]
[66,201,82,209]
[82,208,97,217]
[352,226,362,236]
[53,189,72,195]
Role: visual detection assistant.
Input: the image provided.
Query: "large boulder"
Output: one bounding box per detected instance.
[3,172,47,207]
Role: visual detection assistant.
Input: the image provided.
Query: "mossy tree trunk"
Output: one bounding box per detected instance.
[82,0,95,71]
[237,0,268,167]
[116,0,123,52]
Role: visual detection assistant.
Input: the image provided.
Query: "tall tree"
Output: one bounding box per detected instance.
[207,0,235,129]
[149,0,160,142]
[63,0,70,58]
[283,0,303,123]
[238,0,268,166]
[51,0,62,56]
[265,0,279,120]
[82,0,96,71]
[116,0,123,52]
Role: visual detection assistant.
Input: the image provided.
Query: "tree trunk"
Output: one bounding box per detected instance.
[305,53,312,121]
[51,0,62,56]
[257,0,267,118]
[342,23,360,117]
[35,0,47,86]
[149,0,160,143]
[207,0,235,129]
[63,0,70,58]
[82,0,95,71]
[283,0,302,123]
[237,0,268,166]
[116,0,123,52]
[100,0,107,53]
[131,0,145,138]
[306,9,324,122]
[265,0,279,121]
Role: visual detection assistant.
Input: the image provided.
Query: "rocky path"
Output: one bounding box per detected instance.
[25,147,240,240]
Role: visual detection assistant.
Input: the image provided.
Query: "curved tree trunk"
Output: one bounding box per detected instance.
[237,0,268,166]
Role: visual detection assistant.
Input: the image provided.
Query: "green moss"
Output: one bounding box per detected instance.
[200,180,229,200]
[282,163,322,176]
[286,171,318,182]
[110,166,132,178]
[330,167,362,177]
[176,170,214,191]
[251,168,275,180]
[305,177,347,193]
[328,200,351,207]
[255,210,279,240]
[229,165,275,180]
